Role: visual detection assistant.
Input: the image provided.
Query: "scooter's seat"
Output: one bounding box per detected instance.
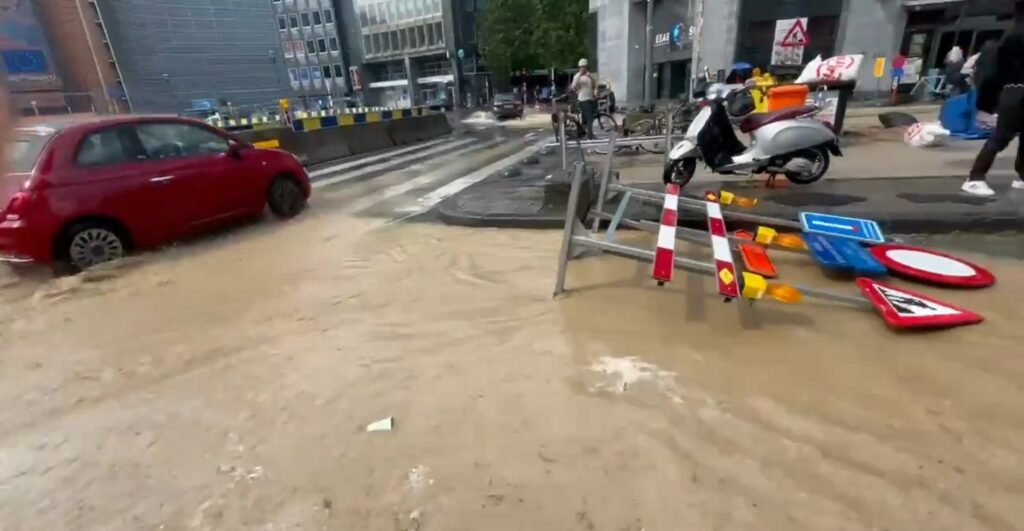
[738,105,819,134]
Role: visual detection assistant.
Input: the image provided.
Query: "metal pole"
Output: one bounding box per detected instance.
[560,111,568,171]
[644,0,655,106]
[554,163,587,297]
[592,131,617,231]
[607,182,804,230]
[689,0,704,101]
[664,108,673,165]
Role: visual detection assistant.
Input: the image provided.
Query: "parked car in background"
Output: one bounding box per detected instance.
[492,93,524,119]
[1,115,310,273]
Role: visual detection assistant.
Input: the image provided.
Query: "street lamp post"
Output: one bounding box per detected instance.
[643,0,654,105]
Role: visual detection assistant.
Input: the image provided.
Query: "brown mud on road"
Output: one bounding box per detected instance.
[1,208,1024,530]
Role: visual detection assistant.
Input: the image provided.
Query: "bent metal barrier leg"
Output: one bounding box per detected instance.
[552,161,873,309]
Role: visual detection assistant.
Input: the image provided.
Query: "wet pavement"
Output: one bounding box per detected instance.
[2,117,1024,530]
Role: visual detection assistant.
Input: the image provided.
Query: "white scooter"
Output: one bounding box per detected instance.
[663,80,842,187]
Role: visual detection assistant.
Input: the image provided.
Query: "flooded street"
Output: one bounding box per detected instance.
[2,199,1024,530]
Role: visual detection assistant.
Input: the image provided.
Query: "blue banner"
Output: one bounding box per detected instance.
[1,49,47,74]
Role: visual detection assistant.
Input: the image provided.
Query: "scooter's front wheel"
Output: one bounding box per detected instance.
[662,157,698,187]
[783,147,830,185]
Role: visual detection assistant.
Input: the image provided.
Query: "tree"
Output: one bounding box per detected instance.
[479,0,587,90]
[479,0,538,90]
[533,0,588,72]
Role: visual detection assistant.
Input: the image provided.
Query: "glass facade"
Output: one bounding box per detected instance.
[353,0,446,60]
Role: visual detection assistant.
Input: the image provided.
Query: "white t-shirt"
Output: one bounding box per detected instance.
[572,71,596,101]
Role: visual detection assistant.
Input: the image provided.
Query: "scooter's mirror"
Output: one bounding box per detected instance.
[743,78,758,89]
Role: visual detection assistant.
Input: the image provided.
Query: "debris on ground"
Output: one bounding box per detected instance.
[366,416,394,432]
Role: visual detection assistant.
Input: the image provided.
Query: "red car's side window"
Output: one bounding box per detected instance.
[135,123,229,160]
[74,126,139,167]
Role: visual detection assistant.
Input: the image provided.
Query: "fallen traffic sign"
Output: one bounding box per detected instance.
[856,278,984,329]
[800,212,886,244]
[869,244,996,289]
[739,244,778,278]
[805,233,887,276]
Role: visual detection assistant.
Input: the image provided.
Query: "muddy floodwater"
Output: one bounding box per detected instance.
[2,203,1024,530]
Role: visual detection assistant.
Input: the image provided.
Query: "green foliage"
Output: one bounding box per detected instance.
[479,0,588,86]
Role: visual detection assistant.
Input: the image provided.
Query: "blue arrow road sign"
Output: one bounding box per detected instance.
[804,233,888,276]
[800,212,885,244]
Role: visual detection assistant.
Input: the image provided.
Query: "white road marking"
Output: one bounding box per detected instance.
[311,138,476,189]
[308,137,454,178]
[393,139,548,216]
[342,138,505,213]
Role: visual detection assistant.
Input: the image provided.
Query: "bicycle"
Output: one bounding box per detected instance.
[551,94,618,143]
[621,100,703,154]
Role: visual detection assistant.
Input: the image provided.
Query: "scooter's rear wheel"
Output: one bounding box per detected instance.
[663,157,698,187]
[783,146,830,185]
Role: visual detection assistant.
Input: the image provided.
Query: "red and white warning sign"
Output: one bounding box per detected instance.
[869,244,995,289]
[772,18,808,66]
[652,183,680,283]
[856,278,984,330]
[705,192,739,299]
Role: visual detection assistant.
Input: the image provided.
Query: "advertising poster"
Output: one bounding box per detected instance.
[0,0,61,90]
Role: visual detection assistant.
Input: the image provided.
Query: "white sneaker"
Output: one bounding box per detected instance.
[1012,180,1024,190]
[961,180,996,196]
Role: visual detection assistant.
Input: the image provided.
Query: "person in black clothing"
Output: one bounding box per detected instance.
[964,1,1024,196]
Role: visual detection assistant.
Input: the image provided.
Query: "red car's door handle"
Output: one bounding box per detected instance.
[149,175,175,184]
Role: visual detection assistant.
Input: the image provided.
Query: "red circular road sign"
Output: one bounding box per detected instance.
[869,244,995,289]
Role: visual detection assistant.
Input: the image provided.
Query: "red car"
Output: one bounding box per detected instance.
[1,115,310,272]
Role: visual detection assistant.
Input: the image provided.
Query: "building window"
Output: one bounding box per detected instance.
[312,10,322,25]
[305,39,316,54]
[426,23,435,46]
[435,22,444,45]
[277,15,287,31]
[293,39,305,55]
[416,25,426,48]
[359,7,368,27]
[317,38,327,53]
[323,7,334,24]
[272,0,282,4]
[381,33,391,52]
[301,12,311,27]
[363,35,373,55]
[372,33,382,54]
[288,68,299,84]
[333,64,344,78]
[328,36,339,52]
[289,14,299,28]
[322,65,333,79]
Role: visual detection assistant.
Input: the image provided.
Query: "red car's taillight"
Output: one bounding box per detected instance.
[4,191,32,222]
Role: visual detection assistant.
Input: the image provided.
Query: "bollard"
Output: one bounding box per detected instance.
[559,111,568,171]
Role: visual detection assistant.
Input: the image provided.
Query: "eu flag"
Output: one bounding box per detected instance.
[1,49,49,74]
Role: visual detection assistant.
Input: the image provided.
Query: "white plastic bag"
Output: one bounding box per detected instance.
[795,54,865,84]
[904,122,951,148]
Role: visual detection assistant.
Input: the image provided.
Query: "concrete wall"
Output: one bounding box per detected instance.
[96,0,292,114]
[697,0,740,75]
[837,0,908,94]
[591,0,641,103]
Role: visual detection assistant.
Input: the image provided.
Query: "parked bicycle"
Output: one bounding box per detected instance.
[551,94,618,142]
[622,100,703,154]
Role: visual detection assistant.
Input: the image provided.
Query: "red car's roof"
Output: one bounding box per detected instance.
[14,114,199,134]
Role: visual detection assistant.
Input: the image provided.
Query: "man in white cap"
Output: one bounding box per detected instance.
[572,58,598,139]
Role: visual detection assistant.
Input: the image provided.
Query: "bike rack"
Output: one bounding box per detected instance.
[553,139,873,310]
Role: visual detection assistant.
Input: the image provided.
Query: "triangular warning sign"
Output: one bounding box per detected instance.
[781,19,809,47]
[856,278,983,330]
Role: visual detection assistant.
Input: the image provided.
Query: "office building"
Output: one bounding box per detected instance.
[336,0,473,108]
[93,0,295,114]
[591,0,1019,103]
[271,0,350,109]
[1,0,123,116]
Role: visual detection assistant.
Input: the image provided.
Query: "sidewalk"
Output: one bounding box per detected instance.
[439,108,1024,233]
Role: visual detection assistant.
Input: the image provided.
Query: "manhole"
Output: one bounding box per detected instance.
[764,192,866,207]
